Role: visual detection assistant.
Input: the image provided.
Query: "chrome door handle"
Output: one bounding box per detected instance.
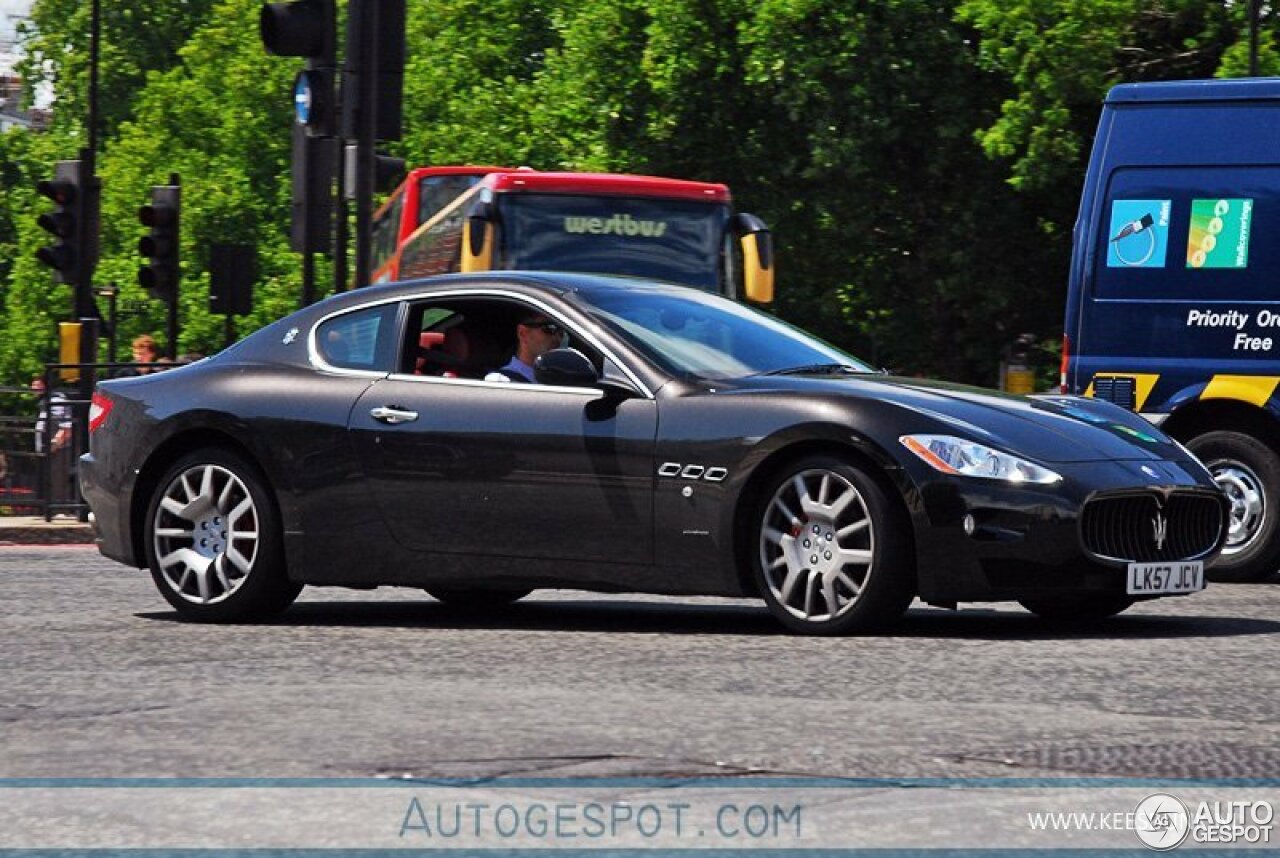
[370,406,419,425]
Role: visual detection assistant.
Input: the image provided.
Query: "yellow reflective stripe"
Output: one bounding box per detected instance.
[1084,373,1160,412]
[1201,375,1280,407]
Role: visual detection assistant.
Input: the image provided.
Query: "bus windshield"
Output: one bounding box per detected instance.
[498,194,726,290]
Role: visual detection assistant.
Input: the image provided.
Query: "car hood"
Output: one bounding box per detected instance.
[719,374,1187,464]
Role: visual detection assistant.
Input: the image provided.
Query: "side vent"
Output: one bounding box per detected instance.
[1093,376,1137,411]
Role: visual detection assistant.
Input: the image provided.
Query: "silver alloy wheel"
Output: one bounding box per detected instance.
[152,464,260,604]
[759,468,875,622]
[1210,459,1266,554]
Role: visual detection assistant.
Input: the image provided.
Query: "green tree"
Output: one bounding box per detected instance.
[0,129,35,293]
[0,123,95,384]
[398,0,1060,380]
[956,0,1272,193]
[3,0,1131,388]
[0,0,300,383]
[17,0,220,138]
[94,0,301,356]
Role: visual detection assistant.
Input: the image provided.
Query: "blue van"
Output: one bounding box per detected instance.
[1064,78,1280,582]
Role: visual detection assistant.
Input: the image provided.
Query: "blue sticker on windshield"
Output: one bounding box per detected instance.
[1107,200,1171,268]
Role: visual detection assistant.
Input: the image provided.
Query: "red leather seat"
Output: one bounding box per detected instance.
[414,332,446,374]
[416,327,507,378]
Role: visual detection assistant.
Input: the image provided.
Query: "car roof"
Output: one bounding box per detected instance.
[221,271,709,371]
[316,271,702,312]
[1107,77,1280,104]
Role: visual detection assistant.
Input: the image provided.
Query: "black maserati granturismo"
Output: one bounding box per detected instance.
[81,272,1228,634]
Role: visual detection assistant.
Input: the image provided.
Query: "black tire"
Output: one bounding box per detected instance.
[426,588,532,608]
[1187,431,1280,582]
[145,448,300,622]
[751,455,914,635]
[1018,593,1134,622]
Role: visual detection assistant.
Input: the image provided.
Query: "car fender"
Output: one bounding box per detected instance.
[714,418,928,597]
[126,409,303,565]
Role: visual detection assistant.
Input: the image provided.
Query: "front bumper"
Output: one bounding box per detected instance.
[907,457,1226,604]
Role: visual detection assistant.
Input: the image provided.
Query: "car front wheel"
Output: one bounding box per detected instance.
[752,456,914,635]
[145,448,300,622]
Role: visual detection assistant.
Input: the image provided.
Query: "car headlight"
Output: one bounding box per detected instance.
[899,434,1062,484]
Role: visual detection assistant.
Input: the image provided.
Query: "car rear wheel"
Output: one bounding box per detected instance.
[145,448,300,622]
[1187,431,1280,582]
[1018,593,1135,622]
[753,456,914,635]
[426,588,531,607]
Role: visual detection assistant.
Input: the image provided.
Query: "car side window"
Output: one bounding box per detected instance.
[403,296,603,380]
[315,303,398,371]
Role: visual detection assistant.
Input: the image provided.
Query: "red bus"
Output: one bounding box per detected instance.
[370,166,774,303]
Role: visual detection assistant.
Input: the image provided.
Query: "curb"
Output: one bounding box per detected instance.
[0,518,96,546]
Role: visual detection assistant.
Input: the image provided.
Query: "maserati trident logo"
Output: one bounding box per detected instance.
[1152,511,1168,551]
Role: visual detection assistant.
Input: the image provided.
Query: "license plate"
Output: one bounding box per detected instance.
[1126,561,1204,595]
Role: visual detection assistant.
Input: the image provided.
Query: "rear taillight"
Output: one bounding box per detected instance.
[1059,334,1071,394]
[89,391,113,433]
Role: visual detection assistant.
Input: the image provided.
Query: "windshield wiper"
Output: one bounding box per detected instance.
[756,363,869,377]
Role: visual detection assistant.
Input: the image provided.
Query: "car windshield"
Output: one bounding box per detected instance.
[574,287,875,380]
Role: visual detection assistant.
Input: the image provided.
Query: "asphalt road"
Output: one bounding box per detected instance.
[3,546,1279,780]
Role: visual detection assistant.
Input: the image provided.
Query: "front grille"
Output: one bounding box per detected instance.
[1081,491,1224,563]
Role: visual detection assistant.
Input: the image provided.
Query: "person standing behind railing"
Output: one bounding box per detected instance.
[114,334,159,378]
[31,375,72,507]
[31,376,71,455]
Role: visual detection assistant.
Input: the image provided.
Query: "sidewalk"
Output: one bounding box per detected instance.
[0,516,96,545]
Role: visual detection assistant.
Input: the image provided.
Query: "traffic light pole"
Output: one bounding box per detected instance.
[80,0,100,319]
[334,116,348,292]
[75,0,102,498]
[1249,0,1260,76]
[302,251,315,307]
[137,175,181,355]
[264,0,401,295]
[352,0,377,289]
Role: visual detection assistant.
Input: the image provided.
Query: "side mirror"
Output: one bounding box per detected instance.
[461,197,495,272]
[534,348,599,388]
[535,349,643,399]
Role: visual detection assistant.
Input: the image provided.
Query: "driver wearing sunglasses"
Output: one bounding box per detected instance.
[484,314,569,383]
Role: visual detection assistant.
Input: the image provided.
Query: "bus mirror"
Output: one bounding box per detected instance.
[462,198,495,272]
[734,213,774,304]
[741,231,774,304]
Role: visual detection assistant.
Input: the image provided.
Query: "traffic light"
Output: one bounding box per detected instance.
[374,150,405,192]
[343,144,404,196]
[209,244,256,316]
[343,0,405,142]
[138,184,181,302]
[261,0,336,136]
[260,0,334,64]
[292,123,335,254]
[35,160,85,284]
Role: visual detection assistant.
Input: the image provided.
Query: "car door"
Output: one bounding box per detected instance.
[347,293,658,570]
